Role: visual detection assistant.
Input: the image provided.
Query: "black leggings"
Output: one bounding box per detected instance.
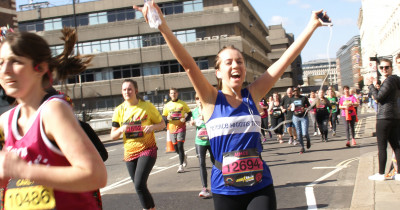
[174,141,185,165]
[260,117,269,137]
[195,144,215,188]
[343,115,356,141]
[270,117,284,135]
[330,112,338,131]
[213,184,277,210]
[376,119,400,174]
[126,156,156,209]
[317,116,329,139]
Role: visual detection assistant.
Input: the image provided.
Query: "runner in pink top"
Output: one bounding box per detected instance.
[339,86,359,147]
[0,29,106,209]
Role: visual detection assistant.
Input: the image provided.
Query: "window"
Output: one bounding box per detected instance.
[44,18,62,31]
[119,38,129,50]
[89,12,107,25]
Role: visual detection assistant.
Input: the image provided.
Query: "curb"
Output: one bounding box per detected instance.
[350,152,375,210]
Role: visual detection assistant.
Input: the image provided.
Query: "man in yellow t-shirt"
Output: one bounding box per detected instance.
[162,88,191,173]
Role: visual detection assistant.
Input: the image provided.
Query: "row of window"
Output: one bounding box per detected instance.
[66,59,209,84]
[19,0,203,32]
[50,29,204,55]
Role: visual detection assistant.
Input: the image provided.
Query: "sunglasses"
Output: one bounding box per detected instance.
[379,66,391,70]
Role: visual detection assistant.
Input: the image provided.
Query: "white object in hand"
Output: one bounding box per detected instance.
[144,0,162,28]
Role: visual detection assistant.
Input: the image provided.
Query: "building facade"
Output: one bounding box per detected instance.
[17,0,276,112]
[358,0,400,75]
[0,0,17,29]
[336,35,362,91]
[302,58,337,87]
[267,24,303,93]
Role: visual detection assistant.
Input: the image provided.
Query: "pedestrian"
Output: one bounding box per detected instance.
[110,79,166,210]
[291,87,311,154]
[310,89,332,142]
[308,91,319,136]
[0,28,107,209]
[269,92,285,143]
[339,86,358,147]
[162,88,191,173]
[281,87,298,144]
[133,2,329,209]
[327,88,339,136]
[190,94,215,198]
[259,97,272,142]
[367,58,400,181]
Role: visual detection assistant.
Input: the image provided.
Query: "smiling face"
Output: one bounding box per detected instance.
[379,60,393,78]
[0,42,42,99]
[169,89,178,101]
[121,81,137,101]
[215,48,246,90]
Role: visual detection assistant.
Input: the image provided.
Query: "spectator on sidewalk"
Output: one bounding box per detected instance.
[367,58,400,181]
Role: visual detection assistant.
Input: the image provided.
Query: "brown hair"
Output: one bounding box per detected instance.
[379,58,392,67]
[122,79,143,101]
[2,27,93,89]
[214,45,243,90]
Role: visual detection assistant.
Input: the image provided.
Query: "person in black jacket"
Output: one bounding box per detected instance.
[368,58,400,181]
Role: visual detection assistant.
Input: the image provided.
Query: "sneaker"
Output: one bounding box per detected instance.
[313,132,317,136]
[292,140,299,146]
[346,141,351,147]
[177,165,184,173]
[394,174,400,181]
[262,138,267,143]
[199,188,211,198]
[300,148,305,154]
[332,131,336,136]
[288,137,293,145]
[352,138,357,146]
[279,140,284,144]
[183,154,188,167]
[368,173,385,181]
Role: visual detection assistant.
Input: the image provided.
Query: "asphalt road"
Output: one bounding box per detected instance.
[100,108,377,210]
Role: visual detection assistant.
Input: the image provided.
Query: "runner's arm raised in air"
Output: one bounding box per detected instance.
[248,10,328,103]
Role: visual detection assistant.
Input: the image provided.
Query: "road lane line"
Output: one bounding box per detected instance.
[100,163,180,194]
[101,147,197,194]
[306,157,359,209]
[169,147,196,159]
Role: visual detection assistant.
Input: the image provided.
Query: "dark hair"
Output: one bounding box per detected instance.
[169,88,178,92]
[2,28,93,89]
[122,79,143,101]
[272,92,281,101]
[214,45,242,90]
[343,86,350,90]
[379,58,392,67]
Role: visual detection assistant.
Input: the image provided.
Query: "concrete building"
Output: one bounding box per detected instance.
[302,58,337,87]
[17,0,280,112]
[267,24,303,93]
[0,0,17,29]
[358,0,400,75]
[336,35,362,91]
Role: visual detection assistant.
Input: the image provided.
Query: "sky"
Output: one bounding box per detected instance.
[16,0,362,62]
[249,0,362,62]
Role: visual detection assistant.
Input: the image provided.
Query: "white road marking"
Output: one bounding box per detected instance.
[306,157,359,210]
[101,147,196,195]
[107,149,116,152]
[169,147,196,159]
